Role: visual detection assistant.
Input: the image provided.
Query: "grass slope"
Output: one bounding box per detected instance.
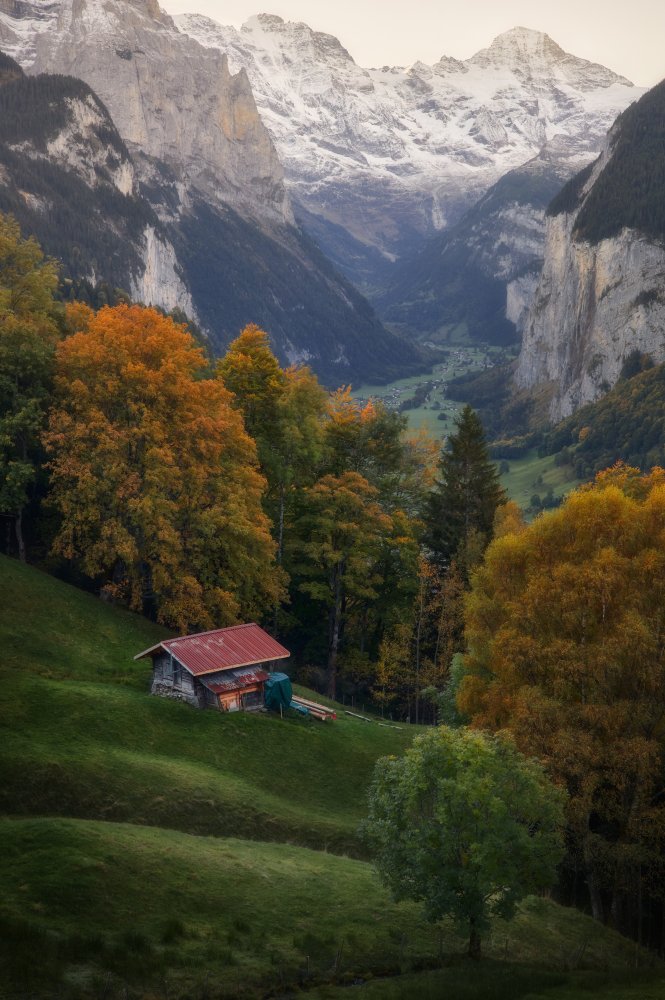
[1,817,657,1000]
[1,555,663,998]
[499,449,582,512]
[0,554,416,853]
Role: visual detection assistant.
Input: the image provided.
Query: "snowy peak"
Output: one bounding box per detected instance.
[471,26,634,90]
[176,9,641,284]
[238,12,362,78]
[244,12,357,63]
[470,27,567,70]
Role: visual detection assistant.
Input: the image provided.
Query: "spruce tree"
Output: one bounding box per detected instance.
[426,405,504,573]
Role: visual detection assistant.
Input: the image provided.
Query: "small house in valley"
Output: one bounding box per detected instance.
[135,624,290,712]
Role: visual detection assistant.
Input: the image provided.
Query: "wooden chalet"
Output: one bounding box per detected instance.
[135,624,290,712]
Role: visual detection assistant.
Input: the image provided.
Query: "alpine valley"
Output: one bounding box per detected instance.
[177,14,641,335]
[0,0,663,421]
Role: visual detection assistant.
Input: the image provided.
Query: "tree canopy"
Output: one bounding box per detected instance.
[0,214,60,560]
[363,726,565,957]
[460,465,665,924]
[44,304,283,630]
[425,404,504,575]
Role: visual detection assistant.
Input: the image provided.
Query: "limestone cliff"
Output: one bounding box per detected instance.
[516,81,665,421]
[0,0,291,223]
[0,57,191,312]
[0,0,421,383]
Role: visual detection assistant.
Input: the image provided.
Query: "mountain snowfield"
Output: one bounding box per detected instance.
[176,13,642,286]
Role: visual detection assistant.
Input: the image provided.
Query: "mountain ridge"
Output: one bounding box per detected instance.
[176,12,642,295]
[0,0,422,384]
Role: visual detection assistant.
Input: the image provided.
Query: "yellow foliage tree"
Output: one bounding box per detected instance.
[460,466,665,924]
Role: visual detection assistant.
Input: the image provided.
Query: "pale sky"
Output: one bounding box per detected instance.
[163,0,665,87]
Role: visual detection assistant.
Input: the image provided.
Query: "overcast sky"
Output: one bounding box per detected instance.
[163,0,664,87]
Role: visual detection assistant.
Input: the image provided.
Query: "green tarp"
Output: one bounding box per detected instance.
[264,672,293,711]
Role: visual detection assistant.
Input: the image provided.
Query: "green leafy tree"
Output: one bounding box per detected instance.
[218,326,327,564]
[0,215,60,561]
[363,727,566,958]
[426,405,504,574]
[293,471,392,698]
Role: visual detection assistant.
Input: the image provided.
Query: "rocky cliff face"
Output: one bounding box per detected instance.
[0,0,421,383]
[516,82,665,420]
[0,0,291,223]
[0,56,191,310]
[177,15,641,292]
[516,216,665,421]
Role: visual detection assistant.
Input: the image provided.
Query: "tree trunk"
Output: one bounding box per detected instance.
[584,837,605,923]
[468,918,481,959]
[277,482,285,565]
[327,561,345,699]
[15,509,26,563]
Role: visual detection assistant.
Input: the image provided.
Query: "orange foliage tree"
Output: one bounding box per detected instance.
[459,465,665,925]
[44,305,283,630]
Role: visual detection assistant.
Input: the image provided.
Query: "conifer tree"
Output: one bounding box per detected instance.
[425,405,504,573]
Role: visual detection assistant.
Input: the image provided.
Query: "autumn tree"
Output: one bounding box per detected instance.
[0,215,60,561]
[324,389,431,517]
[363,727,565,958]
[426,405,504,575]
[460,465,665,928]
[44,305,282,630]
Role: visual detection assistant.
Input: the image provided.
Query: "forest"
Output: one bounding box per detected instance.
[1,213,665,963]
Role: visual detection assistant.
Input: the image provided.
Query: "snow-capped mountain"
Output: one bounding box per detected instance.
[176,14,641,291]
[0,0,423,384]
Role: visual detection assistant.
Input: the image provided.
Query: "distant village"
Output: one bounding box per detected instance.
[354,347,501,418]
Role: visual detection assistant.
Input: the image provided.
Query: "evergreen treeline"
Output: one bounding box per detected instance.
[548,79,665,244]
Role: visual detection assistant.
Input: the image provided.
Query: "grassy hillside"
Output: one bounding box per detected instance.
[0,554,416,853]
[1,554,664,998]
[499,449,582,512]
[1,817,657,1000]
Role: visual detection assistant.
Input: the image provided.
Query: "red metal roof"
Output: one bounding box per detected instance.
[201,667,270,694]
[135,623,289,677]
